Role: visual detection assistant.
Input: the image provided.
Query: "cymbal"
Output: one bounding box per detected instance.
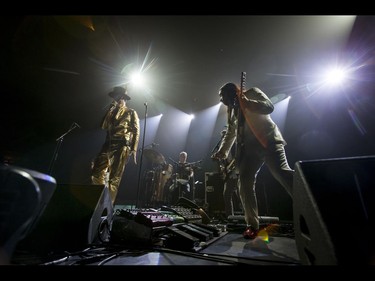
[143,149,165,164]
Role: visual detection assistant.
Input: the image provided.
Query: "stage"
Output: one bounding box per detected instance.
[11,206,298,266]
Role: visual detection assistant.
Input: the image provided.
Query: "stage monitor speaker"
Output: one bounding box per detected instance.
[293,156,375,265]
[0,165,56,263]
[16,184,113,255]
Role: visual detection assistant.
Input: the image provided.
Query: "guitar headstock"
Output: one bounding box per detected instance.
[240,71,246,95]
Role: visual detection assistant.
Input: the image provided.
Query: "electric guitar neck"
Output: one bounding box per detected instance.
[240,71,246,97]
[236,71,247,157]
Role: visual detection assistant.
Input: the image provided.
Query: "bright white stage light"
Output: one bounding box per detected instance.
[130,71,146,88]
[324,67,347,87]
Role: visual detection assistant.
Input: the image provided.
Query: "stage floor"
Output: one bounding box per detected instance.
[12,221,299,266]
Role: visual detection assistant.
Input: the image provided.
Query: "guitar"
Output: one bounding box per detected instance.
[241,71,246,96]
[236,71,246,159]
[212,71,245,180]
[216,158,236,182]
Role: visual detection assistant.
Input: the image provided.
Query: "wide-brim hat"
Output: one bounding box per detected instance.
[108,86,131,101]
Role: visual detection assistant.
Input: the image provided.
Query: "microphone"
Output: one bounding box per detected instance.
[74,122,81,129]
[144,102,148,106]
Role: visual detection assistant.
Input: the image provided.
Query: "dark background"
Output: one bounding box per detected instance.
[1,15,374,220]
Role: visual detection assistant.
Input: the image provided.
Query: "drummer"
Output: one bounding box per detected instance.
[169,151,194,203]
[177,151,193,183]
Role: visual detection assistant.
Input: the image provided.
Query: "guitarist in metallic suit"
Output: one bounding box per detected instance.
[211,78,294,239]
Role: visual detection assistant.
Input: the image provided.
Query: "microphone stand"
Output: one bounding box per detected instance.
[48,122,79,176]
[211,132,225,174]
[168,157,179,204]
[135,102,148,209]
[187,160,202,202]
[191,169,195,202]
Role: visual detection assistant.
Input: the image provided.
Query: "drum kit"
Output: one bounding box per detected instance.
[143,149,166,165]
[143,149,203,206]
[143,149,172,205]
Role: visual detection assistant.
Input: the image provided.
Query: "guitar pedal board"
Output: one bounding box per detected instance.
[160,205,203,223]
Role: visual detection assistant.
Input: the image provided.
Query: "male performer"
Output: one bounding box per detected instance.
[169,151,194,203]
[211,82,294,239]
[92,86,140,204]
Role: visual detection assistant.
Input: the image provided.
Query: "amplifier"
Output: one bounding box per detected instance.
[204,172,225,214]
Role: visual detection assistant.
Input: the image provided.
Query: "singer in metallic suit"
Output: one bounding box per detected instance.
[211,82,294,239]
[91,86,140,204]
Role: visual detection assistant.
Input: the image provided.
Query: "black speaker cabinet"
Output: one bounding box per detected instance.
[16,184,113,255]
[293,156,375,265]
[205,172,225,215]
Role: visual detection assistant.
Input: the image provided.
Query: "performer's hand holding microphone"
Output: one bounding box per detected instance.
[109,100,117,111]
